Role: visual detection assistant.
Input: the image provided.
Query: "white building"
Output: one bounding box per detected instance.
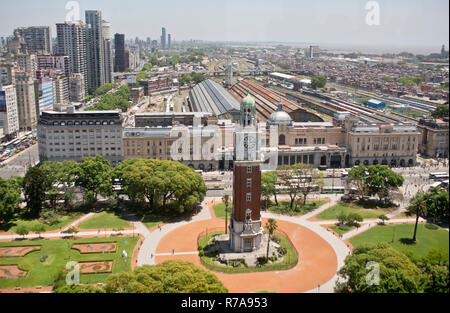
[0,84,19,138]
[38,109,124,166]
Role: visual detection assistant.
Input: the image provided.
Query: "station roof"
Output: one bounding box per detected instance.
[190,79,240,116]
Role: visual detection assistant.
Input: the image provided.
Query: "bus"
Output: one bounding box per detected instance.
[322,186,345,194]
[429,172,449,180]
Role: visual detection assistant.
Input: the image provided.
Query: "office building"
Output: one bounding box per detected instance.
[168,34,172,49]
[37,110,124,166]
[36,55,70,77]
[85,10,105,91]
[15,54,37,79]
[418,117,449,158]
[161,27,166,49]
[114,34,126,72]
[69,73,86,102]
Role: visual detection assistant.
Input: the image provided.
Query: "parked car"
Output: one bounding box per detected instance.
[341,194,357,202]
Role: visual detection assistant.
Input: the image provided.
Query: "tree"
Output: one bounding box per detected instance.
[347,213,363,227]
[335,243,422,293]
[265,219,278,259]
[222,195,231,235]
[94,83,115,97]
[378,214,389,225]
[113,159,206,214]
[337,213,347,226]
[105,261,227,293]
[261,171,278,208]
[348,165,369,200]
[431,105,449,118]
[291,163,324,206]
[406,192,428,242]
[423,188,449,224]
[277,166,299,210]
[310,75,327,90]
[75,155,113,204]
[41,161,79,208]
[0,177,22,226]
[23,167,52,218]
[365,165,404,200]
[16,225,29,239]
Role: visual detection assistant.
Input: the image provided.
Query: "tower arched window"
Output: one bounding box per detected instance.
[279,134,286,145]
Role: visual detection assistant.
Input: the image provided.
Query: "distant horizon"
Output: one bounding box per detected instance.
[0,0,448,55]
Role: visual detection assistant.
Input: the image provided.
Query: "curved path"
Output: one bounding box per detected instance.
[136,195,351,293]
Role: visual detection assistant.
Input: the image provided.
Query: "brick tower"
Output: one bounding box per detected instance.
[229,92,264,252]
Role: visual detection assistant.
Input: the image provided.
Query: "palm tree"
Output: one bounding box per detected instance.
[406,193,428,242]
[222,195,231,235]
[266,219,278,259]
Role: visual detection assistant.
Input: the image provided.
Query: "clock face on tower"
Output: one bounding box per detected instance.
[244,136,256,150]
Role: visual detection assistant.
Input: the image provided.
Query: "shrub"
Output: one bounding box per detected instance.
[277,246,287,256]
[199,249,204,257]
[271,235,281,244]
[40,210,62,226]
[425,223,439,230]
[257,257,268,267]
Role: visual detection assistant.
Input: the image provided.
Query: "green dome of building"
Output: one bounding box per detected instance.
[241,91,255,107]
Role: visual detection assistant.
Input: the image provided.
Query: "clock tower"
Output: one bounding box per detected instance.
[229,91,264,253]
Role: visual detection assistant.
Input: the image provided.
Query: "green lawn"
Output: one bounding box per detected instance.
[329,225,356,235]
[267,200,329,216]
[315,201,395,220]
[198,232,298,274]
[213,204,232,220]
[140,213,174,230]
[77,211,131,230]
[0,236,139,289]
[349,224,449,257]
[1,212,84,233]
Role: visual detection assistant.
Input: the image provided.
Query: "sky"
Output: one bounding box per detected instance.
[0,0,448,54]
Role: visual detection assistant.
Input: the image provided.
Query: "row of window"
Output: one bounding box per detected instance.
[49,147,120,152]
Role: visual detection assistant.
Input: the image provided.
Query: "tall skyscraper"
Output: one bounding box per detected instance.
[85,10,105,91]
[102,20,113,84]
[168,34,172,49]
[114,34,126,72]
[161,27,166,49]
[15,26,52,54]
[56,21,88,94]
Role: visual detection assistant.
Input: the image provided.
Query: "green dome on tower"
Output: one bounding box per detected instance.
[241,91,255,107]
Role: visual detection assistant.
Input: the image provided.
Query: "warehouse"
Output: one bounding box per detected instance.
[189,79,241,120]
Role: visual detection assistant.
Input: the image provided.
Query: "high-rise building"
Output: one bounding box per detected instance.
[114,34,126,72]
[15,26,52,54]
[35,76,54,116]
[36,55,70,77]
[85,10,105,91]
[15,54,37,79]
[7,30,28,55]
[69,73,86,103]
[0,84,20,139]
[15,71,37,131]
[161,27,166,49]
[168,34,172,49]
[0,62,16,85]
[56,22,88,94]
[102,20,113,84]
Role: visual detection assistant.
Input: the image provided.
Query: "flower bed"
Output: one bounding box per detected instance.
[0,265,28,279]
[0,246,41,257]
[72,242,117,254]
[78,261,114,274]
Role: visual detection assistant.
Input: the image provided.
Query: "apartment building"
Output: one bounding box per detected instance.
[0,84,19,139]
[37,109,124,166]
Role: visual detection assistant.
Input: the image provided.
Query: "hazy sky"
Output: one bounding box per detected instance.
[0,0,448,53]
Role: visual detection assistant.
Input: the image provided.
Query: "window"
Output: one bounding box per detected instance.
[246,193,252,202]
[246,209,251,220]
[247,178,252,188]
[247,166,252,174]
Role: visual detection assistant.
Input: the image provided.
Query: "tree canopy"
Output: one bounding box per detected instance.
[0,177,22,225]
[113,159,206,214]
[94,83,115,97]
[74,155,113,204]
[86,85,131,112]
[105,261,227,293]
[431,105,449,119]
[310,76,327,90]
[23,167,52,218]
[347,165,404,200]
